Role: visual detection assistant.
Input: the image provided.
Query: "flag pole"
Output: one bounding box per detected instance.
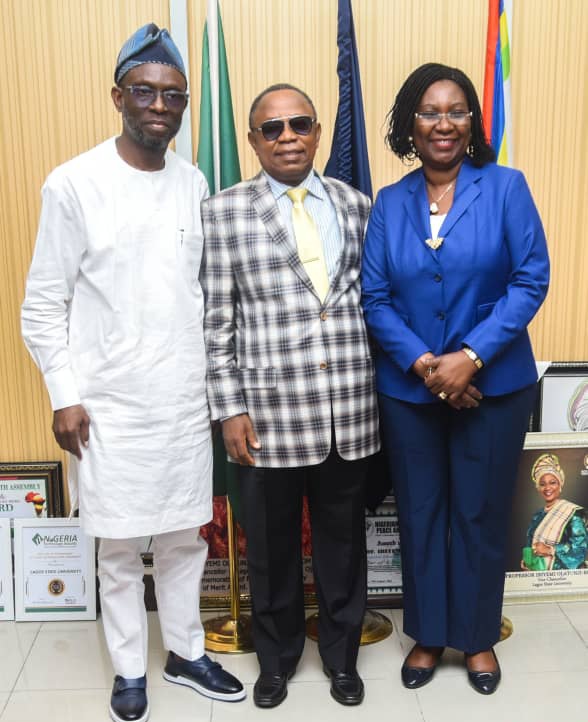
[204,498,253,653]
[483,0,515,639]
[200,0,251,653]
[308,0,391,645]
[169,0,193,162]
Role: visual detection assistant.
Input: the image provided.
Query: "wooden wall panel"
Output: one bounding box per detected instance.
[511,0,588,358]
[1,0,587,480]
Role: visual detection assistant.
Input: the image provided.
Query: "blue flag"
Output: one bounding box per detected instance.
[324,0,372,200]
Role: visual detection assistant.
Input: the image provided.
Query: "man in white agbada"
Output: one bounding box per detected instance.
[21,22,245,722]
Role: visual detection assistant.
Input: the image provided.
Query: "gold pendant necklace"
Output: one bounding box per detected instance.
[428,182,454,215]
[425,236,444,250]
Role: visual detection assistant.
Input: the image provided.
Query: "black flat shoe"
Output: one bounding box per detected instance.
[465,649,501,695]
[323,665,364,705]
[401,645,444,689]
[253,669,295,708]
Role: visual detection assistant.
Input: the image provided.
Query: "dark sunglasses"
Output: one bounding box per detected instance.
[252,114,317,142]
[122,84,189,112]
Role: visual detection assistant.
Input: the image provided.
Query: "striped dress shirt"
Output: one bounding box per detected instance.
[264,170,342,281]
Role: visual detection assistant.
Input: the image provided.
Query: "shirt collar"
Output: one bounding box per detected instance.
[264,169,324,202]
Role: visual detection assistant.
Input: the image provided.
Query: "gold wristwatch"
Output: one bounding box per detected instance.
[462,345,484,369]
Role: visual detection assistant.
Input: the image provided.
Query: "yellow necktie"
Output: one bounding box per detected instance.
[286,187,330,301]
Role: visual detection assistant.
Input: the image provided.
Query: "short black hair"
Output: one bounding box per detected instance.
[385,63,495,168]
[248,83,317,129]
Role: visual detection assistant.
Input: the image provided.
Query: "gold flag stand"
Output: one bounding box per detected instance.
[307,613,512,646]
[306,609,393,646]
[500,615,513,641]
[204,499,254,653]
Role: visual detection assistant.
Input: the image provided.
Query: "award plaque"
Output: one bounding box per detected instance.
[13,518,96,621]
[0,462,64,519]
[0,519,14,620]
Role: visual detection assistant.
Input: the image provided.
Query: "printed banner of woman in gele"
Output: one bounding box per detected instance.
[505,441,588,597]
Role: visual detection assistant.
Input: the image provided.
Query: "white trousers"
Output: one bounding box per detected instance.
[97,527,208,678]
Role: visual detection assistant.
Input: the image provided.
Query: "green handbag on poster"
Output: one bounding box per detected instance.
[522,546,548,571]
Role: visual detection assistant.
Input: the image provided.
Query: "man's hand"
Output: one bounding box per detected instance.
[222,414,261,466]
[52,404,91,460]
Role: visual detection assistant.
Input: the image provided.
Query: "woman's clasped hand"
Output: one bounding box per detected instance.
[412,351,483,409]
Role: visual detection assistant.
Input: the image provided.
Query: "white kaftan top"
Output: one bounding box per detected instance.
[22,138,212,538]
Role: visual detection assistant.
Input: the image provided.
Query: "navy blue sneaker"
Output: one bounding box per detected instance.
[163,652,245,702]
[109,675,149,722]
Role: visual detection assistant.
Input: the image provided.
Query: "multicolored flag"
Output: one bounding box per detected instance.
[197,0,241,194]
[197,0,241,508]
[482,0,513,166]
[324,0,373,199]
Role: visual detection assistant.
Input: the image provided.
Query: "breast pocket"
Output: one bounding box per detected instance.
[476,301,496,323]
[178,229,204,287]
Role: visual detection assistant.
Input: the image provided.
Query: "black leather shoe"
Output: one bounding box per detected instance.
[109,675,148,722]
[401,645,444,689]
[323,665,364,705]
[253,669,295,708]
[163,652,245,702]
[465,649,501,695]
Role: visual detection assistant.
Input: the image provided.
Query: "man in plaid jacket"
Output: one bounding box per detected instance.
[201,84,380,709]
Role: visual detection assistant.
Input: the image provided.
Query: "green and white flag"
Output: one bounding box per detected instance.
[197,1,241,509]
[197,0,241,194]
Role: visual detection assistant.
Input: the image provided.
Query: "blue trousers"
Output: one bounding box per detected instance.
[379,385,535,653]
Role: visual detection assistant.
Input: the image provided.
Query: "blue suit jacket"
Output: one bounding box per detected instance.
[361,159,550,403]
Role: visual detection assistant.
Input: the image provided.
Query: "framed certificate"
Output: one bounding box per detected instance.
[365,499,403,603]
[0,461,64,519]
[13,518,96,621]
[0,520,14,620]
[530,363,588,432]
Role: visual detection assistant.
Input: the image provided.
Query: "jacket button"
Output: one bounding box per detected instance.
[319,362,328,370]
[320,311,328,321]
[437,312,445,320]
[434,273,442,282]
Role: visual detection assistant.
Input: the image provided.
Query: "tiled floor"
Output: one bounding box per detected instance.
[2,601,588,721]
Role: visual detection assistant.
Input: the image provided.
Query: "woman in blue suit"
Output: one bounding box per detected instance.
[361,64,549,695]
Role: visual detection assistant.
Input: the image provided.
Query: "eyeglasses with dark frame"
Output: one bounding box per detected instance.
[122,84,189,112]
[414,110,472,125]
[252,115,317,142]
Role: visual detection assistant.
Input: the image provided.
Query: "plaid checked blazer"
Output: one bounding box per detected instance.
[201,171,380,468]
